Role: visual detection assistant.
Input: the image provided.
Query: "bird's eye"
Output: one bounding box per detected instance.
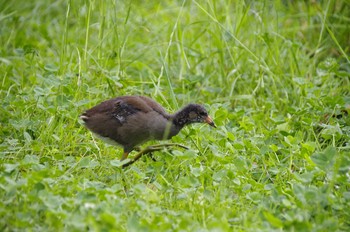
[199,112,207,116]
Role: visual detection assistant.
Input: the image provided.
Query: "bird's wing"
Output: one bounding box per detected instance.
[111,100,138,123]
[82,96,168,125]
[113,96,170,123]
[138,96,168,116]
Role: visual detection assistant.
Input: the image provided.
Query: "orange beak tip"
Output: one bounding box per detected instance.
[205,116,217,128]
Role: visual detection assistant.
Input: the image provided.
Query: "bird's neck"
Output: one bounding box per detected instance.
[170,106,193,128]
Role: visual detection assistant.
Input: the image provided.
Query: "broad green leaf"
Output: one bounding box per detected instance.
[311,147,337,171]
[263,211,283,228]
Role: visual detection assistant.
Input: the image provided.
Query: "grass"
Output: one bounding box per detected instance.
[1,0,350,231]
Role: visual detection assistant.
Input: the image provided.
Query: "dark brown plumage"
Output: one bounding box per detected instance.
[80,95,216,160]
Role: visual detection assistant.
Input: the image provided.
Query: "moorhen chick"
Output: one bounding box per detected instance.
[80,95,216,160]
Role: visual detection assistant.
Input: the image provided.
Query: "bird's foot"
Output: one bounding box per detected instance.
[121,143,188,168]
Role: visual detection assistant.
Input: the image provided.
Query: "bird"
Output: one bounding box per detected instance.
[80,95,216,160]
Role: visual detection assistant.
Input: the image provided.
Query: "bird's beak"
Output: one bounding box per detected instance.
[205,116,216,128]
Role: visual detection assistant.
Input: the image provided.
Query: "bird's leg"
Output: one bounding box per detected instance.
[145,144,188,162]
[122,146,162,168]
[121,143,189,168]
[147,143,189,150]
[134,146,142,152]
[121,151,129,161]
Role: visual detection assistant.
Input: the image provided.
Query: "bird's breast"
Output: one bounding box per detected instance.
[145,112,180,140]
